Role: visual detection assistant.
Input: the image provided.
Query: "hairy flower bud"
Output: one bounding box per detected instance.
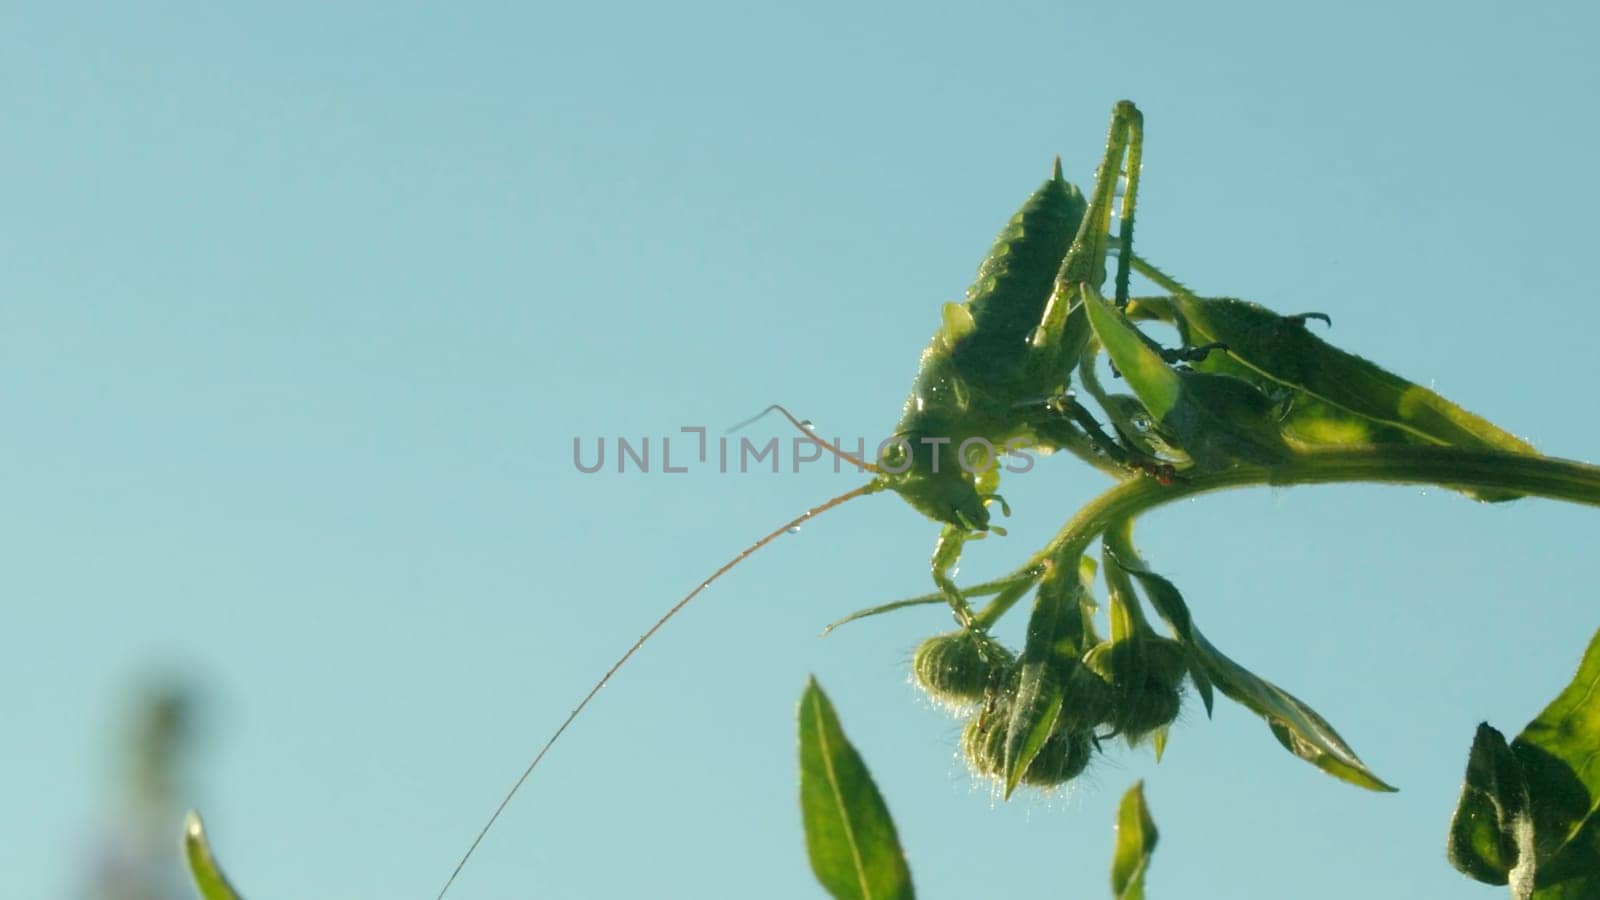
[1055,657,1118,733]
[961,695,1095,789]
[1083,637,1186,741]
[1017,726,1093,788]
[912,629,1014,709]
[960,706,1009,779]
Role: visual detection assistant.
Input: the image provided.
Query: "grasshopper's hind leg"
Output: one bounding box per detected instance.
[1026,102,1145,380]
[1017,102,1157,472]
[1062,100,1143,308]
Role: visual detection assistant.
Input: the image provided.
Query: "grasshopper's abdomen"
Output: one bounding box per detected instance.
[951,171,1087,388]
[895,170,1087,433]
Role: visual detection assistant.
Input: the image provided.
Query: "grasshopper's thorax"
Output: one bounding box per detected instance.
[881,168,1089,532]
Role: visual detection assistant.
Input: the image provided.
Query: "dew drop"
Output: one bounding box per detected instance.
[799,419,814,430]
[1024,326,1040,345]
[787,525,803,535]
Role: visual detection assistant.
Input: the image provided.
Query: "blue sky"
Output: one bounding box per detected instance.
[5,2,1599,898]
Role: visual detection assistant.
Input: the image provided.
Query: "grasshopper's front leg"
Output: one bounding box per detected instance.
[931,525,974,627]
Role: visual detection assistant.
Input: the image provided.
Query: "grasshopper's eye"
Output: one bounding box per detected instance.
[959,438,999,477]
[878,440,910,472]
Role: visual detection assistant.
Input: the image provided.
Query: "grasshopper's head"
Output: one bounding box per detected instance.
[877,434,994,533]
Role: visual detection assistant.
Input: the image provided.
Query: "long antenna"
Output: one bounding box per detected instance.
[435,479,882,899]
[727,403,883,473]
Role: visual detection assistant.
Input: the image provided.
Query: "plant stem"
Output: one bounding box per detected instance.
[972,446,1600,628]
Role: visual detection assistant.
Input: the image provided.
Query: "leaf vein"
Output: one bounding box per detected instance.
[812,696,873,900]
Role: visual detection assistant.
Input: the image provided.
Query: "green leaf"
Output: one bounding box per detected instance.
[1002,673,1063,800]
[1444,630,1600,898]
[1003,580,1076,798]
[798,678,915,900]
[1142,294,1533,499]
[1111,559,1214,717]
[1275,391,1414,448]
[1513,628,1600,894]
[1086,287,1289,470]
[1447,724,1536,895]
[182,811,245,900]
[820,572,1038,636]
[1189,631,1395,792]
[1110,781,1159,900]
[1082,284,1180,420]
[1532,877,1600,900]
[1160,370,1291,471]
[819,596,948,636]
[1171,295,1535,456]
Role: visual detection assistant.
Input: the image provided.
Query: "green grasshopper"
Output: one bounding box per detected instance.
[437,99,1550,894]
[872,100,1165,624]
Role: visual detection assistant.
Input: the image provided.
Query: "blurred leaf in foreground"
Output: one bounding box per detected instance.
[84,680,203,900]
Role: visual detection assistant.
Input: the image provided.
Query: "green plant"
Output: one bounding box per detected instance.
[792,630,1600,898]
[818,101,1599,800]
[797,677,1162,899]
